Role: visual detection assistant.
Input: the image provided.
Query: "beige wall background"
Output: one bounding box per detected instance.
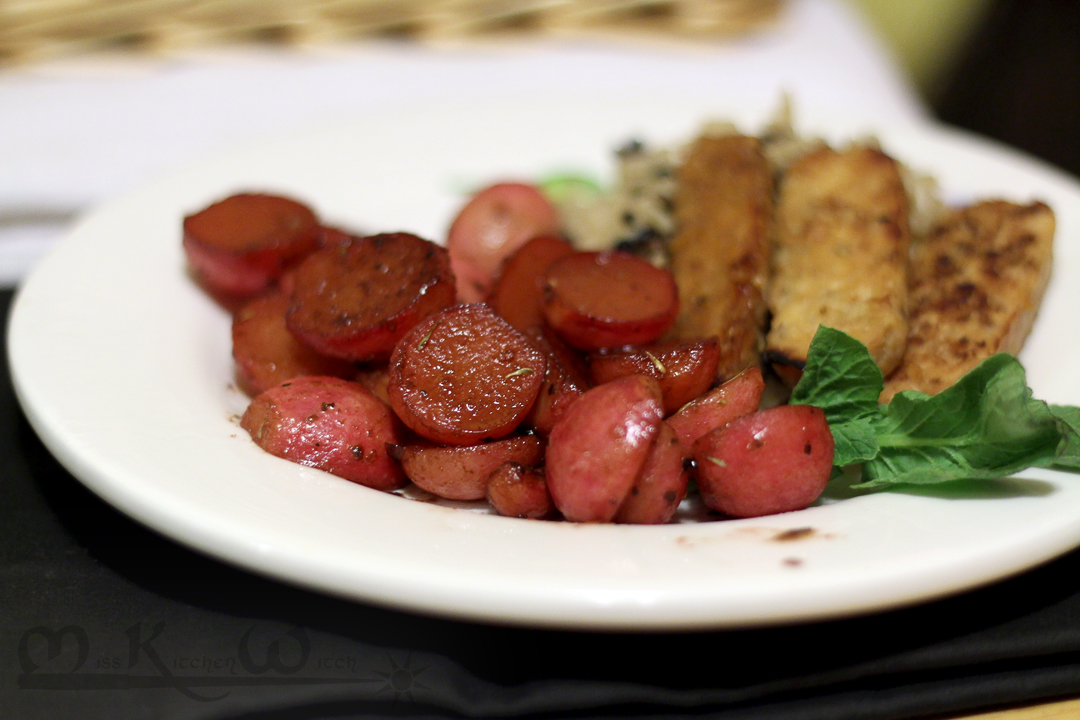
[844,0,995,99]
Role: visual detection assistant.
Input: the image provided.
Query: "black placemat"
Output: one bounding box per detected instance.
[4,282,1080,720]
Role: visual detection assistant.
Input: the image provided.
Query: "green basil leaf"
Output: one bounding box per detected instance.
[830,417,880,467]
[1050,404,1080,471]
[790,326,884,425]
[537,173,603,203]
[856,354,1064,487]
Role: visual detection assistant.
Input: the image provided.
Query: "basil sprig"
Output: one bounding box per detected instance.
[790,327,1080,489]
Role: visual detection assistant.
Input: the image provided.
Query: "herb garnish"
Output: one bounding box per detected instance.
[417,322,440,350]
[644,350,667,376]
[791,326,1080,489]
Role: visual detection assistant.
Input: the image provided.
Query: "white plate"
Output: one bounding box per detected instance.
[10,97,1080,630]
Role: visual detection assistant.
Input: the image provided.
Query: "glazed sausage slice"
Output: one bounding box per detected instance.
[396,434,544,501]
[183,193,320,299]
[287,232,456,362]
[487,463,555,519]
[447,182,562,303]
[488,235,574,332]
[388,304,547,445]
[545,375,664,523]
[241,376,406,491]
[232,289,355,397]
[542,251,679,351]
[587,339,720,415]
[614,421,689,525]
[666,366,765,448]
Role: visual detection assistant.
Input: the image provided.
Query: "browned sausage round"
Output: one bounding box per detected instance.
[388,304,547,445]
[286,232,456,362]
[541,251,678,351]
[183,193,320,299]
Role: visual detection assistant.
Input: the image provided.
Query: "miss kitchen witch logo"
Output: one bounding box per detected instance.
[16,622,430,703]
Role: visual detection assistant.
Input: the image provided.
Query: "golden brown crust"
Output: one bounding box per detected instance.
[766,146,911,383]
[669,134,773,381]
[881,200,1054,401]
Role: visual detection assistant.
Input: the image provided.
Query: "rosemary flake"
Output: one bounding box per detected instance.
[417,322,440,350]
[644,350,666,375]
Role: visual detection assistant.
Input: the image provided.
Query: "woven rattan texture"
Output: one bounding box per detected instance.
[0,0,782,61]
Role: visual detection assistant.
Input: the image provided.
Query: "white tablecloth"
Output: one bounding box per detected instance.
[0,0,923,286]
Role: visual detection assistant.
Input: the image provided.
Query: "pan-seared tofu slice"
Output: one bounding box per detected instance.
[766,146,911,384]
[669,134,773,381]
[882,200,1054,401]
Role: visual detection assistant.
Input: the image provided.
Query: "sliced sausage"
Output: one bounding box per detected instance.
[388,304,546,445]
[286,232,456,362]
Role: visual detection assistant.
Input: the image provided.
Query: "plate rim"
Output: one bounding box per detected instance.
[10,96,1080,630]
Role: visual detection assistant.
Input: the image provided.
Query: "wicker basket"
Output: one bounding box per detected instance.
[0,0,784,62]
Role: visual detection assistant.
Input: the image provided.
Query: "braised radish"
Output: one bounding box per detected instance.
[546,375,664,522]
[232,289,355,397]
[666,366,765,448]
[693,404,834,518]
[395,434,544,501]
[447,182,561,303]
[388,304,546,445]
[190,175,854,525]
[522,325,590,436]
[487,463,555,519]
[614,421,690,525]
[286,232,456,362]
[241,376,406,491]
[587,339,720,415]
[184,193,320,299]
[488,235,574,331]
[541,251,679,351]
